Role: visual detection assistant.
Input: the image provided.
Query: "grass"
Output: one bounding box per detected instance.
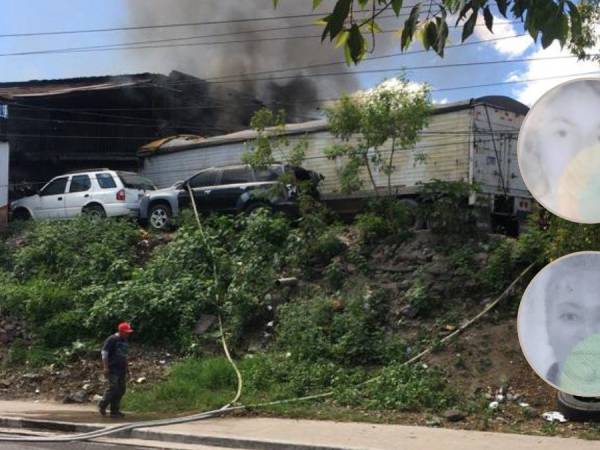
[123,355,458,419]
[123,357,238,413]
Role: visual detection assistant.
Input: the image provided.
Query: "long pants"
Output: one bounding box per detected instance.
[99,373,126,413]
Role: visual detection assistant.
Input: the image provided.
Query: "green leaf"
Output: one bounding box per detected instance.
[401,4,421,50]
[312,0,324,10]
[456,1,473,25]
[328,0,353,40]
[273,0,280,7]
[365,20,383,33]
[496,0,508,17]
[392,0,404,16]
[422,21,438,50]
[483,6,494,33]
[461,11,478,41]
[358,0,370,8]
[435,18,449,56]
[347,23,366,64]
[335,30,351,48]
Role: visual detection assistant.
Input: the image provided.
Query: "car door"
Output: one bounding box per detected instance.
[212,166,255,212]
[37,177,68,219]
[64,174,93,217]
[178,169,220,212]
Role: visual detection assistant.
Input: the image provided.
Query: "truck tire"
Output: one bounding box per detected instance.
[557,391,600,422]
[148,202,172,230]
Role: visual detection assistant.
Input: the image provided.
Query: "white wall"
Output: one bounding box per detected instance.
[0,142,8,226]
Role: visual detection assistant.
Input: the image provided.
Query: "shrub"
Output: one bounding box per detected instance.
[341,364,456,412]
[276,288,399,365]
[355,197,412,243]
[405,276,434,317]
[417,180,479,236]
[12,217,139,288]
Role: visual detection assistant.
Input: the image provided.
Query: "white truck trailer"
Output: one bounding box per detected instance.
[139,96,533,233]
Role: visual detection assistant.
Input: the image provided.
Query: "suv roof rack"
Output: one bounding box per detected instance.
[65,168,111,174]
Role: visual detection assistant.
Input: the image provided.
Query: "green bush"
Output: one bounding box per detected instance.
[405,277,434,317]
[340,364,456,412]
[417,180,479,236]
[12,217,139,288]
[355,197,412,243]
[276,288,400,365]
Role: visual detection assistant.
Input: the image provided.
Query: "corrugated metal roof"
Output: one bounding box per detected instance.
[138,95,529,158]
[141,135,207,152]
[0,73,157,100]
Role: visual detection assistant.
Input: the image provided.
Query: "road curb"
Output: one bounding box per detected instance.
[0,416,356,450]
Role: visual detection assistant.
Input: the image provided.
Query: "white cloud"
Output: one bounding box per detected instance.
[433,97,449,104]
[510,36,600,106]
[472,15,532,57]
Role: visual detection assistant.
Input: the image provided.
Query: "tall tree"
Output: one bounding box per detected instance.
[324,76,432,196]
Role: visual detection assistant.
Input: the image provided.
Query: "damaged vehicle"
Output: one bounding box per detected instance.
[140,163,322,230]
[10,169,156,221]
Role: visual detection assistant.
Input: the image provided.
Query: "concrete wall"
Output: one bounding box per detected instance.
[0,141,8,226]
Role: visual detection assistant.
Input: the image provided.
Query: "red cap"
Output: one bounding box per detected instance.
[118,322,134,333]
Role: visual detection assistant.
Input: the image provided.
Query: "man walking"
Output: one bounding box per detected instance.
[99,322,133,418]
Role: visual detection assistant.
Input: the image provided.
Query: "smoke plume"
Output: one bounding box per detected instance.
[124,0,360,121]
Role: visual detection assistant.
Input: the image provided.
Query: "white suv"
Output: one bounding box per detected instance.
[10,169,156,221]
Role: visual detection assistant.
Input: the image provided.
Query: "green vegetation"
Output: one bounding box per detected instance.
[124,355,455,416]
[275,0,594,64]
[4,178,600,422]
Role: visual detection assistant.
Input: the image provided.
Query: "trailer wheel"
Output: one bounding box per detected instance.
[557,391,600,422]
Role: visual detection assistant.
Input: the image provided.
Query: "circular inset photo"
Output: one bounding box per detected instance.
[518,252,600,396]
[517,78,600,223]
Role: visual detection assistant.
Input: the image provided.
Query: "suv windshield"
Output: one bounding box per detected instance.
[117,172,156,190]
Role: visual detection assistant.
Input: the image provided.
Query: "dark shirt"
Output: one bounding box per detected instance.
[102,334,129,375]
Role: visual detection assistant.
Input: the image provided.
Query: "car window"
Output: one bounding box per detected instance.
[117,172,156,190]
[189,170,218,188]
[40,177,68,196]
[220,167,254,185]
[96,173,117,189]
[253,168,280,182]
[69,175,91,193]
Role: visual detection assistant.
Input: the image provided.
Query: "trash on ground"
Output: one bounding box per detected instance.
[542,411,567,423]
[488,401,499,409]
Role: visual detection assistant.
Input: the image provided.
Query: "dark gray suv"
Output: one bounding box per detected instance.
[140,163,322,230]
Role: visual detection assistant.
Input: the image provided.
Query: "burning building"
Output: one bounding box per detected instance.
[0,70,262,198]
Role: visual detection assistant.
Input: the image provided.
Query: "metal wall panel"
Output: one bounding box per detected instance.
[142,109,478,197]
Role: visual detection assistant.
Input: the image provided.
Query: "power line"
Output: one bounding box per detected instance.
[200,54,588,85]
[0,8,416,39]
[0,21,521,58]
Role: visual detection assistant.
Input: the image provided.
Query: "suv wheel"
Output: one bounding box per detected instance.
[245,202,272,216]
[82,204,106,219]
[149,203,172,230]
[12,208,31,221]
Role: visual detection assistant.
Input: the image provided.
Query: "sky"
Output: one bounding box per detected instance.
[0,0,598,109]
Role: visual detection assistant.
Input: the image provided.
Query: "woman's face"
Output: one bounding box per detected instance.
[546,272,600,372]
[523,81,600,221]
